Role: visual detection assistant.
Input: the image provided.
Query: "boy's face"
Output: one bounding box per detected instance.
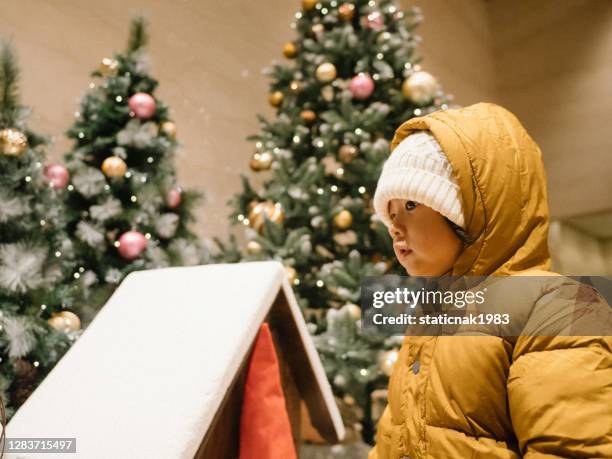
[387,199,463,276]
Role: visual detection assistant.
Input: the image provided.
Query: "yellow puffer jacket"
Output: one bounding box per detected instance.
[368,102,612,458]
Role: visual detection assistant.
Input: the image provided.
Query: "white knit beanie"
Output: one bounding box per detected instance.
[373,130,465,229]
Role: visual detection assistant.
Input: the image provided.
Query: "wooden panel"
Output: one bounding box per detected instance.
[266,290,342,444]
[194,341,252,459]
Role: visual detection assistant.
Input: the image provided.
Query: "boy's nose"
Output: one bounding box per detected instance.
[389,223,403,239]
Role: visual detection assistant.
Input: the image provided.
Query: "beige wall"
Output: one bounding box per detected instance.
[0,0,297,241]
[487,0,612,220]
[549,221,611,275]
[1,1,610,268]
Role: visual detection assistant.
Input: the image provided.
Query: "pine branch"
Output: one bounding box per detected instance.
[126,16,149,54]
[0,40,20,127]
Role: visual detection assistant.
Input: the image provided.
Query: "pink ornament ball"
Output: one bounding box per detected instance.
[349,73,375,100]
[128,92,157,119]
[166,187,182,209]
[365,11,384,31]
[117,230,148,260]
[44,164,70,189]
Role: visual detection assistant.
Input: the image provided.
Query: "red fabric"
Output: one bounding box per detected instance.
[239,322,297,459]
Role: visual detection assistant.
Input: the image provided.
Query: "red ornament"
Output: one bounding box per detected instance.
[349,73,375,99]
[128,92,157,119]
[117,231,148,260]
[44,164,70,189]
[364,11,384,31]
[166,187,182,209]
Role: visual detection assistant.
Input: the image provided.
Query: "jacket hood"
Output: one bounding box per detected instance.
[388,102,551,276]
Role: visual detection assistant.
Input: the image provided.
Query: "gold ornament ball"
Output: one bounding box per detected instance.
[0,128,28,156]
[333,209,353,230]
[289,80,303,95]
[48,311,81,332]
[160,121,177,139]
[283,42,298,59]
[402,71,439,105]
[379,349,399,377]
[302,0,317,11]
[338,3,355,21]
[101,156,127,178]
[99,57,119,77]
[268,91,284,107]
[339,144,358,163]
[316,63,337,83]
[300,110,317,125]
[246,240,263,254]
[285,266,297,285]
[249,151,274,171]
[344,303,361,320]
[248,200,285,233]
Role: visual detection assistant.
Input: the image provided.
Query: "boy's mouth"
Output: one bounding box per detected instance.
[393,241,412,259]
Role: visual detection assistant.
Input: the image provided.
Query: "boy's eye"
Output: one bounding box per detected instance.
[405,200,418,211]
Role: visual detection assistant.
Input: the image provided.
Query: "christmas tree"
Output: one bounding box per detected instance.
[0,42,83,419]
[63,17,206,323]
[215,0,456,443]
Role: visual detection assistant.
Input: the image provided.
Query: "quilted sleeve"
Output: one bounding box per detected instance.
[507,280,612,458]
